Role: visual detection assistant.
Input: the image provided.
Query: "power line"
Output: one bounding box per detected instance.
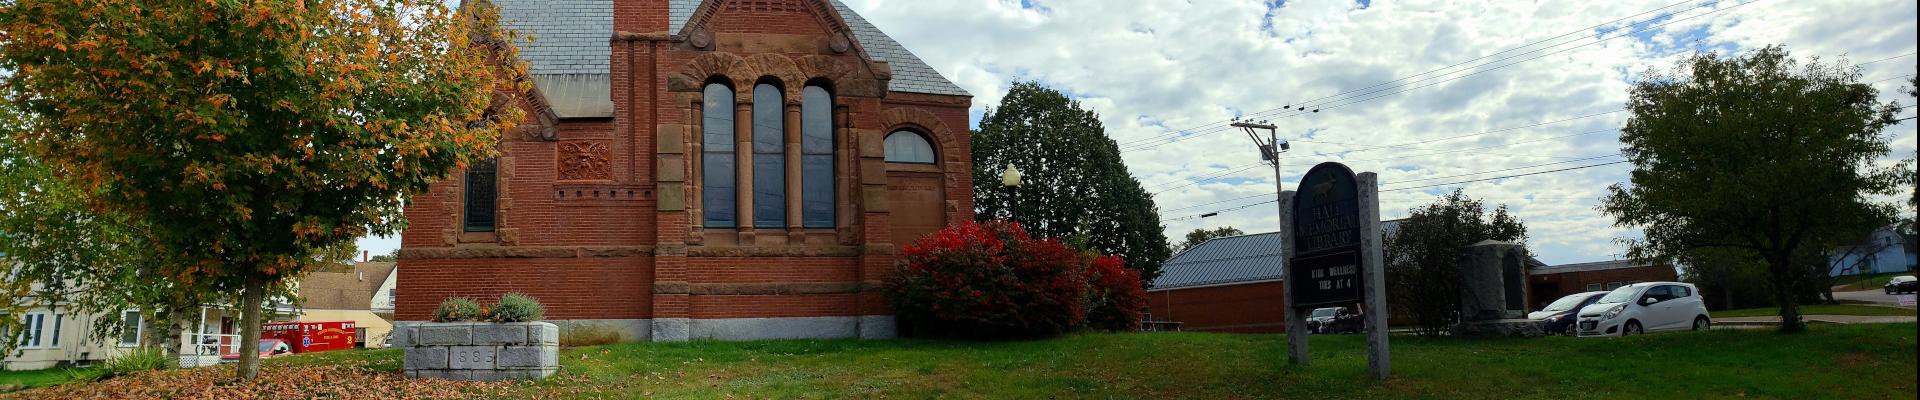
[1159,159,1633,222]
[1380,161,1631,192]
[1382,154,1625,185]
[1125,0,1709,146]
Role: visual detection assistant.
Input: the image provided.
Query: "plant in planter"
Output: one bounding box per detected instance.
[403,295,558,381]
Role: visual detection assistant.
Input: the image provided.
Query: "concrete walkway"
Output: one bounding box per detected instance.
[1714,314,1917,327]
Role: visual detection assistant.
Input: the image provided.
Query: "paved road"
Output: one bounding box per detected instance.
[1832,289,1916,308]
[1715,315,1917,325]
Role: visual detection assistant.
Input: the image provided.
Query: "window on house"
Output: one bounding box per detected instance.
[1604,282,1625,290]
[801,85,834,228]
[119,310,142,346]
[884,131,935,164]
[702,82,738,228]
[752,83,786,228]
[19,313,44,348]
[1584,283,1603,292]
[49,314,62,348]
[463,158,498,232]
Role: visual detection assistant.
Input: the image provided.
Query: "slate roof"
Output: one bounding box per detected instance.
[1149,232,1285,290]
[498,0,612,75]
[667,0,970,96]
[494,0,614,118]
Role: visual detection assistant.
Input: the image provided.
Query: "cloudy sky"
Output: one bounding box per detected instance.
[360,0,1916,265]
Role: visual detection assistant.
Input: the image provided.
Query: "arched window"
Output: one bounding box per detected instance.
[800,85,834,228]
[464,158,498,232]
[701,83,736,228]
[884,131,936,164]
[751,83,785,228]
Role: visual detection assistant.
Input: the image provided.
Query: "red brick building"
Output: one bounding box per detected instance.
[1146,233,1289,333]
[1527,260,1679,309]
[1147,231,1680,332]
[395,0,973,341]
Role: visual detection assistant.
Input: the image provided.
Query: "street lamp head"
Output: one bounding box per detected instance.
[1001,164,1023,187]
[1277,140,1291,152]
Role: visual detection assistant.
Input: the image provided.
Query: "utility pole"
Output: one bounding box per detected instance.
[1232,120,1302,364]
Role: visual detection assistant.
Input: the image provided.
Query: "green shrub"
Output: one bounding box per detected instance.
[432,297,484,322]
[488,292,545,322]
[63,347,170,383]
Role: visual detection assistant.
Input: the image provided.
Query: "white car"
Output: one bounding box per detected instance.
[1575,282,1711,337]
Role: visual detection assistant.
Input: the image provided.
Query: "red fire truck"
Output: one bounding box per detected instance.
[259,321,357,354]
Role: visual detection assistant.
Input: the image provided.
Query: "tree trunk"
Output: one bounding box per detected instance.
[1768,254,1806,333]
[236,278,267,380]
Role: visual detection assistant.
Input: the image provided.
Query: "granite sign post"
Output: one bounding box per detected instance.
[1281,162,1390,378]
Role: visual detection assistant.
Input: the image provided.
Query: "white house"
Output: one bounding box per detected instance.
[1828,225,1916,276]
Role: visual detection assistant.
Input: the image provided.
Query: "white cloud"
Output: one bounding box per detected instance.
[851,0,1919,264]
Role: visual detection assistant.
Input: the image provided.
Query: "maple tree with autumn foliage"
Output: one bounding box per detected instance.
[0,0,526,380]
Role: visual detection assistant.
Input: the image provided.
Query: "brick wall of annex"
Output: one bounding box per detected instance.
[1146,281,1290,334]
[1530,265,1679,309]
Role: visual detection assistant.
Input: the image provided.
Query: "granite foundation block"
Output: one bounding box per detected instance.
[403,321,559,381]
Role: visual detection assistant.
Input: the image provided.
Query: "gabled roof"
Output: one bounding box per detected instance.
[669,0,969,96]
[1149,232,1285,290]
[298,262,396,310]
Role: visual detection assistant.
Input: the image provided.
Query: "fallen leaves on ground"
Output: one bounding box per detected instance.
[4,361,520,400]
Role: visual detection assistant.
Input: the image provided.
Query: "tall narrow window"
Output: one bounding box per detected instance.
[49,314,62,348]
[463,158,497,232]
[702,83,737,228]
[19,313,44,348]
[752,83,786,228]
[118,310,142,346]
[884,131,936,164]
[801,86,834,228]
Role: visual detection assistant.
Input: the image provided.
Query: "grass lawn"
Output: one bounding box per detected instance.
[0,367,72,390]
[1714,304,1918,318]
[17,324,1916,399]
[1833,271,1914,292]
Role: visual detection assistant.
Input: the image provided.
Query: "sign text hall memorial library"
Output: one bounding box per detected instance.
[395,0,975,342]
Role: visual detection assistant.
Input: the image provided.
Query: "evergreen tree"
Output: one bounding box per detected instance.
[973,82,1172,282]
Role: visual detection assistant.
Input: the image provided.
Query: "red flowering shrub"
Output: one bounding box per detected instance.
[885,221,1089,338]
[1084,255,1148,332]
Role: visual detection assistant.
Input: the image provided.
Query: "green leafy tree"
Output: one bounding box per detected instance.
[972,82,1172,282]
[1176,226,1245,253]
[0,0,525,379]
[1383,190,1527,336]
[1601,46,1909,333]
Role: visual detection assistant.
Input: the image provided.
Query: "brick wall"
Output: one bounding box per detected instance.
[1528,265,1679,309]
[395,1,972,327]
[1146,281,1290,333]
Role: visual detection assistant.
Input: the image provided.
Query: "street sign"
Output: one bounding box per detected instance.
[1290,162,1362,306]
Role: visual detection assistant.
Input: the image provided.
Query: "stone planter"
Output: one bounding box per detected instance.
[397,321,559,381]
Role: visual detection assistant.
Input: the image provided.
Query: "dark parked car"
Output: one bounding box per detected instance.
[1307,306,1363,334]
[1528,291,1608,336]
[1886,276,1917,294]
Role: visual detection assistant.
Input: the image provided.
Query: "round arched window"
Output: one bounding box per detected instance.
[884,131,936,164]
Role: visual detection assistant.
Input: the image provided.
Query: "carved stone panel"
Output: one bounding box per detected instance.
[557,141,613,181]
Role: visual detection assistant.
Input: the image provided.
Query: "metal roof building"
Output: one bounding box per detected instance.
[1150,232,1285,291]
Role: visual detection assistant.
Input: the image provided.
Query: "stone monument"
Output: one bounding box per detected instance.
[1450,240,1544,337]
